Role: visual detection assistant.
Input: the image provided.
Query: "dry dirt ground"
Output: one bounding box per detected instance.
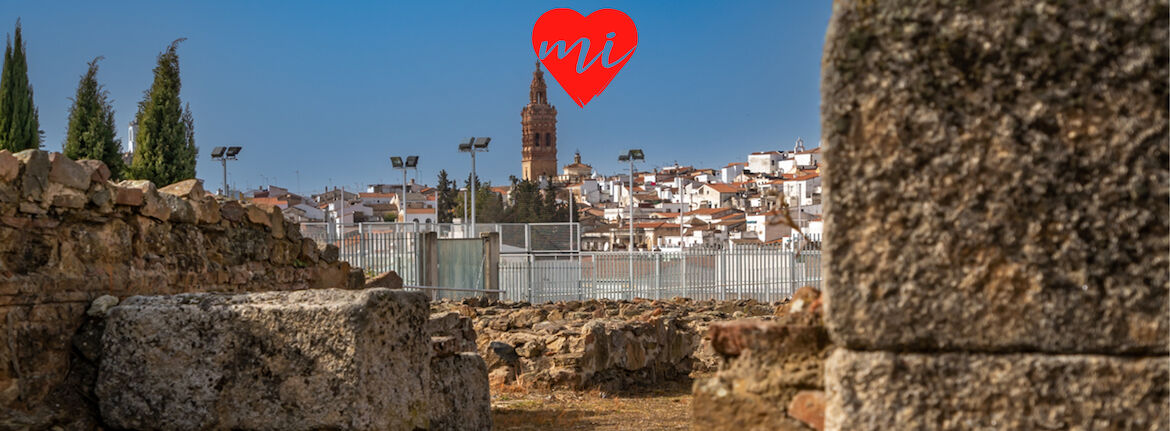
[491,378,695,430]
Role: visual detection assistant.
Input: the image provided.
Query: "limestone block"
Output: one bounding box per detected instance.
[825,349,1170,431]
[821,0,1169,353]
[427,353,492,431]
[158,178,205,199]
[119,180,170,221]
[0,150,18,182]
[76,159,110,183]
[14,150,49,203]
[47,153,89,190]
[96,288,432,431]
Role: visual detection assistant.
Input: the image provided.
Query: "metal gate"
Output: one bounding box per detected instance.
[435,238,485,300]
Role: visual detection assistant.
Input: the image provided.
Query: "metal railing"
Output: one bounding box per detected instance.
[499,246,822,303]
[301,221,821,303]
[299,222,580,254]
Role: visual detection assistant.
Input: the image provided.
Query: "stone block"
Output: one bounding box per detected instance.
[119,180,170,221]
[367,271,403,289]
[76,159,110,183]
[0,150,18,182]
[110,183,143,206]
[48,153,90,190]
[158,178,205,199]
[96,288,432,431]
[427,353,492,431]
[821,0,1169,353]
[825,349,1169,431]
[160,193,195,223]
[14,150,49,203]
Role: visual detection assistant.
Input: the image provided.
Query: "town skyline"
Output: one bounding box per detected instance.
[0,1,830,194]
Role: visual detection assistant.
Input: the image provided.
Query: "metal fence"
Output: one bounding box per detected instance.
[299,222,579,254]
[300,223,426,284]
[499,246,822,303]
[301,222,822,302]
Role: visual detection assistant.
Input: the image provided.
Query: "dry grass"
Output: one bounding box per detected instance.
[491,380,694,430]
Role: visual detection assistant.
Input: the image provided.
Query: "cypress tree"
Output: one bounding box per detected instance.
[64,57,124,179]
[0,19,43,151]
[436,169,456,223]
[126,39,197,186]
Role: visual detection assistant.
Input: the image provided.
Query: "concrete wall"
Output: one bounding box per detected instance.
[820,1,1168,429]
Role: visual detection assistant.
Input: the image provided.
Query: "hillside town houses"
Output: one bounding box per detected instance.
[244,140,822,252]
[240,65,823,252]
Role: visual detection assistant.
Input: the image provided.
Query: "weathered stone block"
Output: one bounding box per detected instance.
[821,0,1169,353]
[158,178,205,199]
[825,349,1169,431]
[0,150,18,182]
[119,180,170,221]
[96,288,432,431]
[76,159,110,183]
[427,353,492,431]
[14,150,49,203]
[48,153,90,190]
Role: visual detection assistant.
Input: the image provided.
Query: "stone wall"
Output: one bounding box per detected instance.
[0,150,359,428]
[692,287,830,431]
[820,1,1168,429]
[433,297,783,392]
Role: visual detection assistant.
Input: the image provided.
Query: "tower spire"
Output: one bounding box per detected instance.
[530,62,548,105]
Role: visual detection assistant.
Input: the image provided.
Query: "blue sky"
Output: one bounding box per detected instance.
[1,1,831,194]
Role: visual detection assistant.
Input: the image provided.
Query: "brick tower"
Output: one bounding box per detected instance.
[521,62,558,181]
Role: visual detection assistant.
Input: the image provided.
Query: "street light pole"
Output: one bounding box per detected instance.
[459,137,491,236]
[391,156,419,223]
[618,149,645,293]
[210,146,241,198]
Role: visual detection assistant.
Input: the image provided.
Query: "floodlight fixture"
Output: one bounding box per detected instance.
[618,154,630,162]
[391,156,404,168]
[458,136,492,234]
[405,156,419,168]
[211,146,243,198]
[629,149,644,161]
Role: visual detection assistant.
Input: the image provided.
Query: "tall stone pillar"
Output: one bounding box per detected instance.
[820,1,1168,429]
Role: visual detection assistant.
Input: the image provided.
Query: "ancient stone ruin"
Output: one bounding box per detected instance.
[432,296,783,392]
[0,150,489,430]
[817,0,1167,429]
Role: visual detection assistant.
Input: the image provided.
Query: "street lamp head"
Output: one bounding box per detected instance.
[618,154,630,162]
[473,137,491,149]
[630,149,645,161]
[405,156,419,168]
[210,147,226,158]
[226,146,242,157]
[458,143,471,152]
[391,156,404,168]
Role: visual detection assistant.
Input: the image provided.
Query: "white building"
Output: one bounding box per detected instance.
[747,151,784,175]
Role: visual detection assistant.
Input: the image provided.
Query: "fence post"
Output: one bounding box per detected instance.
[422,232,438,291]
[789,248,798,298]
[654,253,662,301]
[480,232,500,301]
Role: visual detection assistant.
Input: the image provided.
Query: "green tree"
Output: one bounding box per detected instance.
[0,20,42,151]
[64,57,124,179]
[435,169,457,223]
[126,39,197,186]
[456,174,505,223]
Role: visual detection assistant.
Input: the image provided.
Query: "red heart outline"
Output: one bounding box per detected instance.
[532,8,638,108]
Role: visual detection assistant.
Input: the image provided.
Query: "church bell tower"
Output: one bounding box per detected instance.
[521,62,558,181]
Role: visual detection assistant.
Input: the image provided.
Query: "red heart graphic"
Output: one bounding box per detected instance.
[532,8,637,108]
